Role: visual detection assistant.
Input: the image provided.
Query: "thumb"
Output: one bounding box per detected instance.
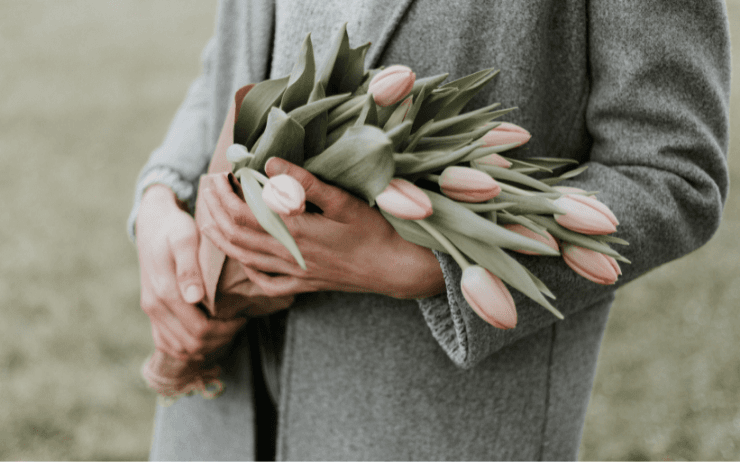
[167,216,205,304]
[265,157,360,222]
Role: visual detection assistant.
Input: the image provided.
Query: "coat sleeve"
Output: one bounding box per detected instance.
[126,36,218,243]
[416,0,731,369]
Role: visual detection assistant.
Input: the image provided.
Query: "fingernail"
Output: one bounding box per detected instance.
[184,285,202,303]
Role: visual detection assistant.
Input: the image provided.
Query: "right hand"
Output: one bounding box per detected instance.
[136,184,247,361]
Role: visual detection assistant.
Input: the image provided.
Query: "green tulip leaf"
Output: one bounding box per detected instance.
[492,192,565,215]
[304,125,394,205]
[301,83,328,159]
[473,163,558,193]
[424,190,561,256]
[249,107,305,172]
[280,33,316,113]
[338,42,371,94]
[355,94,378,127]
[385,120,413,151]
[435,69,500,119]
[316,23,350,96]
[234,75,290,149]
[540,164,590,185]
[394,142,482,175]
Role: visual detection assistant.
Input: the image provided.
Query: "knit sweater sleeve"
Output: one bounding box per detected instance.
[416,0,731,369]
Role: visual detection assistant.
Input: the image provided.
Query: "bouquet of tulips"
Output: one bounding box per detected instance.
[142,24,629,402]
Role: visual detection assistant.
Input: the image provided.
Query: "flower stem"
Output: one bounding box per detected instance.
[422,173,440,183]
[249,169,270,185]
[414,219,471,270]
[498,182,537,196]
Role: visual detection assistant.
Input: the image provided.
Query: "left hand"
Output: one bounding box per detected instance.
[198,157,446,300]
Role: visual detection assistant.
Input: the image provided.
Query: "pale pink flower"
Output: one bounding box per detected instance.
[482,122,531,148]
[461,266,517,329]
[502,224,559,255]
[375,178,433,220]
[475,152,512,168]
[439,166,501,202]
[369,65,416,107]
[262,174,306,216]
[552,194,618,235]
[561,242,621,285]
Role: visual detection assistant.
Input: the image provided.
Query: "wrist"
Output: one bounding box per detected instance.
[384,238,446,299]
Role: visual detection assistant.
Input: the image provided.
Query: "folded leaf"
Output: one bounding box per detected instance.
[249,107,305,172]
[302,83,328,159]
[355,94,378,127]
[473,163,558,193]
[304,125,395,205]
[289,93,352,127]
[316,23,350,96]
[424,190,561,256]
[234,76,290,149]
[338,42,371,94]
[280,34,316,113]
[394,143,482,175]
[385,120,413,151]
[540,164,589,185]
[435,69,500,120]
[492,191,565,215]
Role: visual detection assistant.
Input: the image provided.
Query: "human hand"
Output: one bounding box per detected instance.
[136,185,247,361]
[199,158,446,300]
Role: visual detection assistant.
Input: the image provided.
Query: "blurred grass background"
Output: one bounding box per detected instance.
[0,1,736,460]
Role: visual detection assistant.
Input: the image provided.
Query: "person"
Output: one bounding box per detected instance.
[128,0,731,459]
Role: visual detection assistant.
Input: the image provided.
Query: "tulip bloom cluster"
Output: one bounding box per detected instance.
[223,24,629,332]
[143,24,632,403]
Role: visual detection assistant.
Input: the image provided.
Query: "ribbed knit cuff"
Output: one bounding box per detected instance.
[126,167,197,243]
[415,249,471,368]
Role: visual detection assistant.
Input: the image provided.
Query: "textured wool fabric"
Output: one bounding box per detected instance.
[130,0,731,459]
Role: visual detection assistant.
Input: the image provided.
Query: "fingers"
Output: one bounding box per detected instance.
[265,157,363,224]
[210,172,261,229]
[166,218,204,304]
[240,264,314,298]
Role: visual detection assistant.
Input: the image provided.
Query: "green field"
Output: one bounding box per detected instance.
[0,1,737,459]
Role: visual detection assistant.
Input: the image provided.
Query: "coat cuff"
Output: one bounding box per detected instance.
[126,167,197,243]
[415,250,472,368]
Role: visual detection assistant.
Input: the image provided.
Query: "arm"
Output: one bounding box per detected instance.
[416,0,731,368]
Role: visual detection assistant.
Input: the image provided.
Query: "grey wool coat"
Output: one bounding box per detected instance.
[128,0,731,460]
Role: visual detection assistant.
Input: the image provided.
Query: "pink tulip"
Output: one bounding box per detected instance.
[475,152,512,168]
[439,166,501,202]
[502,224,559,255]
[461,266,517,329]
[482,122,531,148]
[561,242,621,285]
[369,65,416,107]
[262,174,306,216]
[375,178,433,220]
[552,194,618,235]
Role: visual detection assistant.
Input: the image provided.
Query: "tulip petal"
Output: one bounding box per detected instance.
[561,243,620,285]
[375,178,433,220]
[461,266,517,329]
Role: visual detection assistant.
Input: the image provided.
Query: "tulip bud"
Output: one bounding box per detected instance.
[475,152,512,169]
[461,266,517,329]
[482,122,531,148]
[502,224,559,255]
[439,166,501,202]
[375,178,433,220]
[369,65,416,107]
[561,242,621,285]
[262,174,306,216]
[552,194,618,235]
